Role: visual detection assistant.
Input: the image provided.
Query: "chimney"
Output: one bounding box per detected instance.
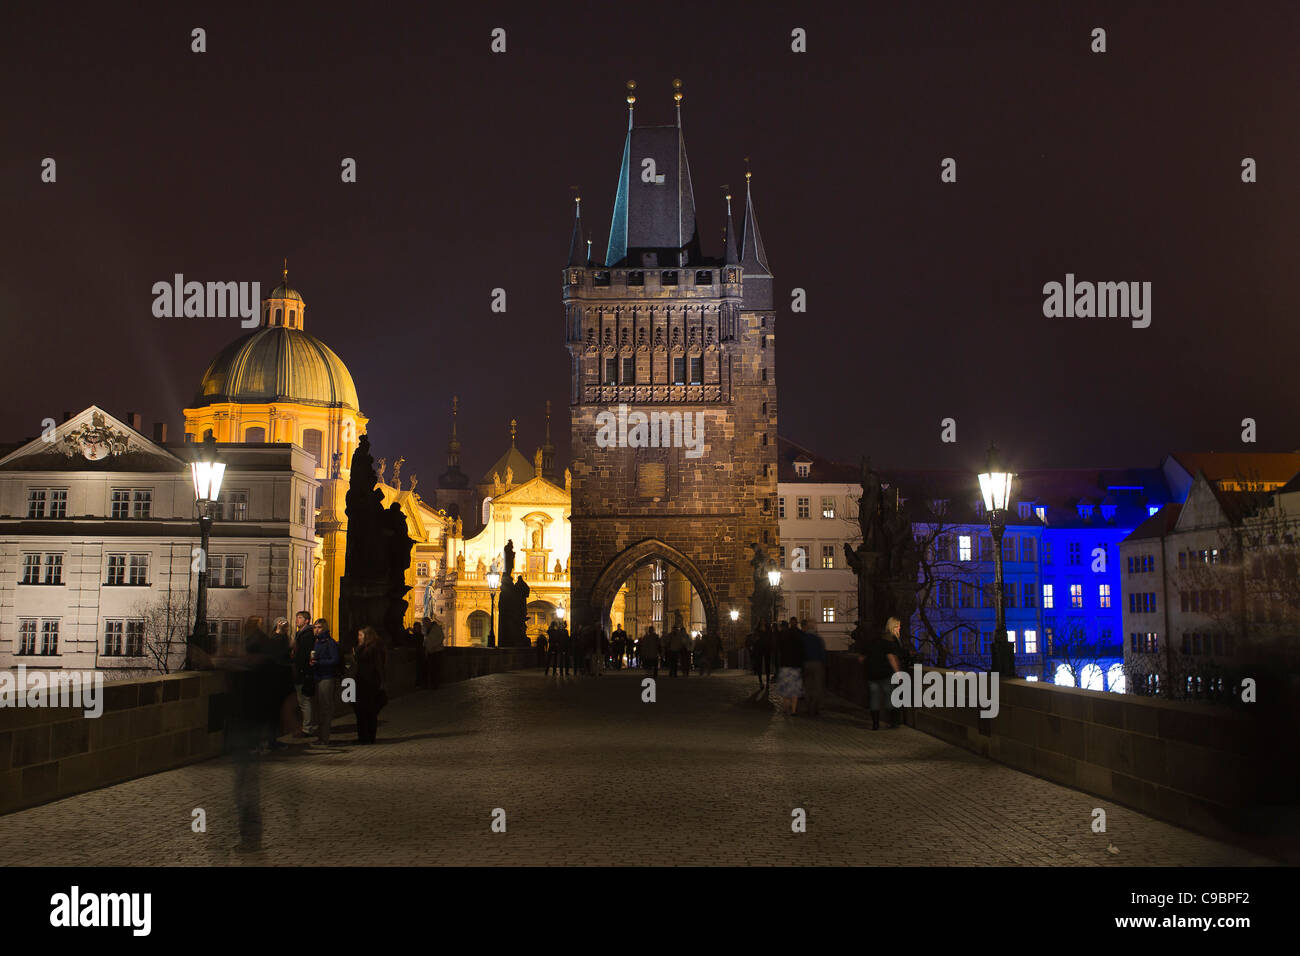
[127,412,142,431]
[152,422,168,443]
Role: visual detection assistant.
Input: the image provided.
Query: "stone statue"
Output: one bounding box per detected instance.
[376,457,387,485]
[392,456,404,489]
[749,542,773,623]
[554,559,562,574]
[505,466,514,486]
[456,552,465,573]
[453,516,462,538]
[476,555,486,575]
[339,434,414,653]
[493,472,503,496]
[423,580,435,618]
[843,459,919,652]
[534,448,543,472]
[858,458,884,552]
[564,468,572,492]
[408,472,418,494]
[532,529,542,549]
[503,539,515,578]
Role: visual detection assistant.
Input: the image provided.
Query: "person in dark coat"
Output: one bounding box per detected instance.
[291,610,315,737]
[860,617,904,730]
[310,619,341,745]
[353,626,388,745]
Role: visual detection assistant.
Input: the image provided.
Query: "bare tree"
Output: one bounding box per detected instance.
[1051,619,1116,690]
[910,513,987,668]
[104,589,226,681]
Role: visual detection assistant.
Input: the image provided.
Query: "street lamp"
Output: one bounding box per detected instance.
[485,566,501,648]
[188,435,225,668]
[979,443,1016,680]
[729,608,740,670]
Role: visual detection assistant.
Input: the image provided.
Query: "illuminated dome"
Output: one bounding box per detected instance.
[194,325,359,410]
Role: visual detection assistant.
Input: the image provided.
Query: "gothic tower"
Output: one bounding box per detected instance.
[564,80,778,635]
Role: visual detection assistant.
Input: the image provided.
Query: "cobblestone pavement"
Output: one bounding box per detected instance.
[0,668,1273,866]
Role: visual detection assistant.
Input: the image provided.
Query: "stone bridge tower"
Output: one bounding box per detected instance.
[564,80,778,636]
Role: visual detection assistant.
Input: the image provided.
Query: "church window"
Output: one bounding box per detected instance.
[303,428,323,465]
[622,357,635,383]
[672,357,686,385]
[604,358,618,383]
[689,357,703,384]
[761,367,768,382]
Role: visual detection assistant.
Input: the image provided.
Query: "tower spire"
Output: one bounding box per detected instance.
[282,257,288,284]
[567,189,586,267]
[510,418,517,448]
[741,165,771,277]
[542,399,556,478]
[723,186,739,265]
[446,395,461,467]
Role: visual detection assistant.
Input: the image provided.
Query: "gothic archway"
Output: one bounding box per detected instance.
[587,538,719,639]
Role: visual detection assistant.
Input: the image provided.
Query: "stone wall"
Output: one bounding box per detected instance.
[0,670,230,816]
[826,653,1295,854]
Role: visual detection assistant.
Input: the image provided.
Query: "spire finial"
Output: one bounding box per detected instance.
[545,400,552,441]
[282,257,288,283]
[510,418,517,447]
[745,156,752,186]
[626,80,637,129]
[451,395,459,437]
[673,78,683,125]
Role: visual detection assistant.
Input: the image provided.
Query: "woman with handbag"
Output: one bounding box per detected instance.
[354,626,388,745]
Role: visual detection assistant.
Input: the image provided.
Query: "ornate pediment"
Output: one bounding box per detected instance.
[0,406,183,472]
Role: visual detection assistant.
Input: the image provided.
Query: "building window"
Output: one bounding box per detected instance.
[111,489,131,519]
[1007,630,1016,652]
[1002,536,1016,563]
[622,356,635,384]
[821,545,834,569]
[27,488,68,518]
[21,552,63,585]
[211,554,246,588]
[821,599,835,624]
[107,554,126,585]
[797,597,812,621]
[128,554,148,585]
[104,620,145,657]
[1023,629,1038,653]
[627,271,643,286]
[605,357,618,384]
[224,489,249,521]
[21,553,41,584]
[1035,506,1047,522]
[794,461,810,478]
[689,356,703,385]
[1004,585,1017,609]
[17,620,36,655]
[217,619,243,657]
[1070,584,1083,608]
[980,631,993,655]
[958,535,972,561]
[26,488,46,517]
[1023,582,1036,608]
[1042,584,1053,609]
[672,357,686,385]
[778,497,785,519]
[302,428,323,465]
[1098,583,1111,608]
[299,495,309,526]
[1068,542,1081,566]
[1021,538,1035,562]
[40,620,59,655]
[662,270,678,286]
[695,270,713,285]
[1018,502,1031,519]
[1043,542,1052,564]
[796,497,810,519]
[778,545,785,568]
[820,497,835,519]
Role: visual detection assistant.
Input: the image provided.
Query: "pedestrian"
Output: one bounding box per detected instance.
[422,615,445,689]
[265,618,298,742]
[354,625,388,745]
[558,621,572,676]
[665,621,686,677]
[701,630,721,676]
[860,617,904,730]
[290,610,316,737]
[800,619,828,716]
[640,626,661,679]
[310,618,341,745]
[775,619,805,715]
[535,628,549,668]
[612,624,628,668]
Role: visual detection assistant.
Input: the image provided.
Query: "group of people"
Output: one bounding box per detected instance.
[745,618,829,716]
[537,617,725,678]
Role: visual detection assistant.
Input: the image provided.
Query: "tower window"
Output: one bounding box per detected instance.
[627,271,644,286]
[621,357,635,384]
[288,309,296,327]
[604,358,618,384]
[672,357,686,385]
[662,271,678,286]
[274,308,283,325]
[689,357,703,384]
[694,270,713,285]
[593,271,611,287]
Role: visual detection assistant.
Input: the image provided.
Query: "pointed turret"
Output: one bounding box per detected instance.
[542,400,556,479]
[438,396,468,490]
[740,169,773,310]
[567,194,586,267]
[723,188,739,265]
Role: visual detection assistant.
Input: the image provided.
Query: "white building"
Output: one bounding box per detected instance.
[776,438,860,649]
[0,407,318,677]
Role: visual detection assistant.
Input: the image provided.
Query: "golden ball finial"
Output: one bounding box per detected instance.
[626,79,637,107]
[673,77,684,104]
[745,170,752,183]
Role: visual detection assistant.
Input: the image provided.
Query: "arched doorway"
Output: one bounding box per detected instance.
[466,610,491,646]
[588,538,719,641]
[526,600,557,645]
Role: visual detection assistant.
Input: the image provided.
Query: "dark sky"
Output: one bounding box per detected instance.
[3,1,1299,485]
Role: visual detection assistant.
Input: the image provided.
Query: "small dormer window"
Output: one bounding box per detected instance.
[1077,504,1093,520]
[795,461,810,478]
[929,499,948,516]
[1017,502,1031,520]
[1035,506,1048,522]
[974,500,985,518]
[1147,505,1160,517]
[1101,504,1117,521]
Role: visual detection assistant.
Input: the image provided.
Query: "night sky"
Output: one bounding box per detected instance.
[3,1,1299,485]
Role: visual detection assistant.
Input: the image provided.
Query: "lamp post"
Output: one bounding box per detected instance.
[729,607,740,668]
[979,444,1016,680]
[486,567,501,648]
[767,565,782,626]
[188,435,225,669]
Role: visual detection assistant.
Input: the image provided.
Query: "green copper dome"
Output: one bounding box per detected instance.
[195,325,359,410]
